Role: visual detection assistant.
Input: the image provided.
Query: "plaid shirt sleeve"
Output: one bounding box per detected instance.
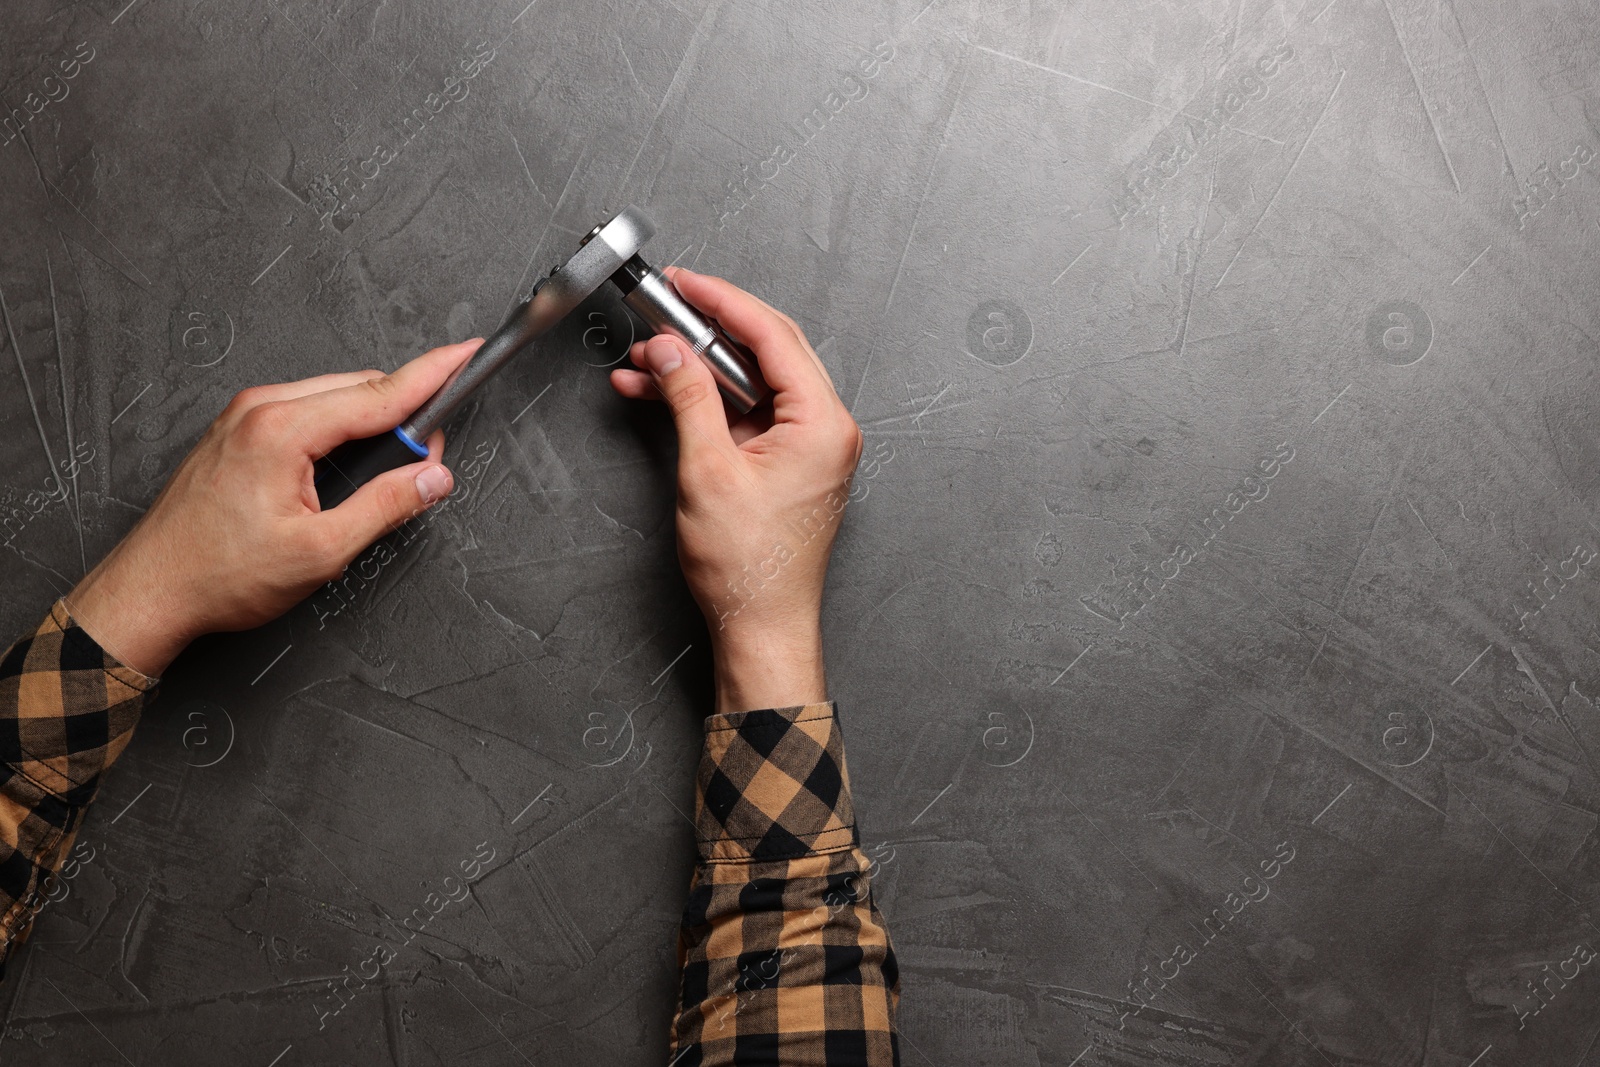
[671,701,900,1066]
[0,599,156,973]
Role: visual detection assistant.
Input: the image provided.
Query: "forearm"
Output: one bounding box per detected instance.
[639,266,891,1059]
[0,601,155,975]
[671,701,900,1066]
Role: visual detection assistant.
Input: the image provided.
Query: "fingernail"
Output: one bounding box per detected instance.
[416,464,452,504]
[642,336,683,378]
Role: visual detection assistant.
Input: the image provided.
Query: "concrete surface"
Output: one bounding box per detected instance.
[2,0,1599,1063]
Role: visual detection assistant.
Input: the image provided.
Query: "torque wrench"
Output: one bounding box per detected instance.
[315,206,768,509]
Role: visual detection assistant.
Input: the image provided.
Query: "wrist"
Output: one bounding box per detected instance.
[711,621,826,717]
[65,553,193,678]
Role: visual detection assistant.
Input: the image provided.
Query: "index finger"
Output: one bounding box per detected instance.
[257,369,386,404]
[764,304,840,398]
[274,339,480,458]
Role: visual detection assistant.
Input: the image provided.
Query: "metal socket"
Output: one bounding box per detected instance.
[608,254,769,413]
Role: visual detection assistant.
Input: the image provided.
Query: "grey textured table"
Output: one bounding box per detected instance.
[3,0,1598,1063]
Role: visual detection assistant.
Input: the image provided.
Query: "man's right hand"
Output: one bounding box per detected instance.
[609,268,864,715]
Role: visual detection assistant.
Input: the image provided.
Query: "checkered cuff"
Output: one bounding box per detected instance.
[0,600,156,951]
[695,702,857,864]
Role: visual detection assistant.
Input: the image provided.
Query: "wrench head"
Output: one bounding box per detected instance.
[525,207,655,329]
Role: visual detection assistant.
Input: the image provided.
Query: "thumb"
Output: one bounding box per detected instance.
[319,459,453,558]
[640,335,737,466]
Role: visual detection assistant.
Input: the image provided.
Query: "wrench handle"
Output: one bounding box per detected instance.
[314,427,430,510]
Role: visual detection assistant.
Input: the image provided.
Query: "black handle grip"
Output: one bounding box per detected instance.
[314,429,427,510]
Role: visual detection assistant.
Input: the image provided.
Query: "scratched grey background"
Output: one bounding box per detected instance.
[1,0,1598,1063]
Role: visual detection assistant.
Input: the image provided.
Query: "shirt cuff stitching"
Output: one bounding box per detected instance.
[703,823,856,844]
[4,738,110,800]
[703,710,836,735]
[700,840,858,864]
